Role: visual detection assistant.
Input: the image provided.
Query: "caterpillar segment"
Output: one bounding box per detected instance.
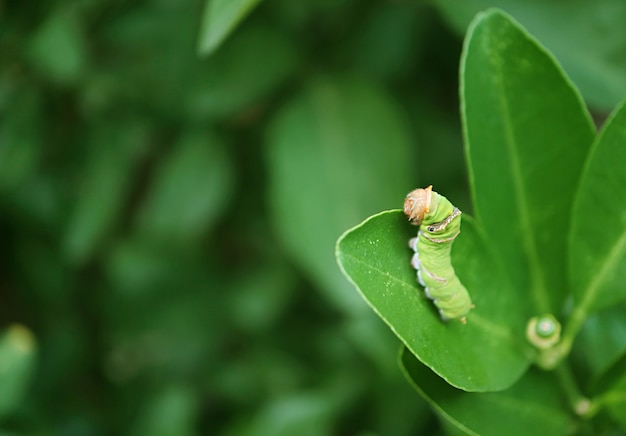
[404,186,474,323]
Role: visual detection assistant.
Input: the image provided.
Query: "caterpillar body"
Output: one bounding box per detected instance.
[403,186,473,323]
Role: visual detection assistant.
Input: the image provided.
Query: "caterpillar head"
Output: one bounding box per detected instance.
[404,185,432,225]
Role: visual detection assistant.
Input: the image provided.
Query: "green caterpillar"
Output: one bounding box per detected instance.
[403,186,474,323]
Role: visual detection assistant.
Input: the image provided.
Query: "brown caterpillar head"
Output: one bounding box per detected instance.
[404,185,432,225]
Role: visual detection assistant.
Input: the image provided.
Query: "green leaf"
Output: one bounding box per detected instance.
[349,3,425,80]
[590,351,626,398]
[129,385,198,436]
[227,257,297,333]
[134,131,234,245]
[63,122,148,266]
[399,347,573,436]
[0,325,37,419]
[197,0,262,56]
[569,98,626,314]
[187,23,298,121]
[604,374,626,430]
[435,0,626,111]
[0,90,41,191]
[27,6,86,84]
[267,75,415,314]
[573,302,626,395]
[461,9,595,314]
[336,210,531,391]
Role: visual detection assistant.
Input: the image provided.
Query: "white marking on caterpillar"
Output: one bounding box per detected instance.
[404,186,474,323]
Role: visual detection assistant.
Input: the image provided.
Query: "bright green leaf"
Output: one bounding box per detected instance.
[267,75,415,314]
[436,0,626,111]
[337,210,531,391]
[399,347,572,435]
[0,325,37,419]
[569,98,626,314]
[461,9,595,314]
[135,131,234,244]
[197,0,262,56]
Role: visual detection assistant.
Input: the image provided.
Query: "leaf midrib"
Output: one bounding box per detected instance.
[339,249,520,344]
[491,42,551,314]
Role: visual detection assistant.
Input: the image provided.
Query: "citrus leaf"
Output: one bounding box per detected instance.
[461,9,595,314]
[399,347,572,435]
[435,0,626,111]
[569,98,626,314]
[336,210,531,391]
[573,302,626,395]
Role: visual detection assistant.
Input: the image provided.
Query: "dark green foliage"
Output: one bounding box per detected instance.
[2,0,626,435]
[337,8,626,435]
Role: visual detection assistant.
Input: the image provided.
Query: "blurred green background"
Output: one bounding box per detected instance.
[1,0,626,434]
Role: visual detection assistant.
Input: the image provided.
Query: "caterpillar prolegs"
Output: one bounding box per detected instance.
[403,186,474,323]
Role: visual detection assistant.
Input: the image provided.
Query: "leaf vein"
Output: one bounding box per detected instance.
[492,49,551,313]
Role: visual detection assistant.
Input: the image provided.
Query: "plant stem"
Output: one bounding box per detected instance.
[555,363,590,416]
[556,306,588,362]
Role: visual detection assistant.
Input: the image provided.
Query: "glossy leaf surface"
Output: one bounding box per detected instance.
[337,210,531,391]
[462,9,595,314]
[569,98,626,314]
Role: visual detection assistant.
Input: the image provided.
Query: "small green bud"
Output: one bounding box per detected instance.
[526,314,561,350]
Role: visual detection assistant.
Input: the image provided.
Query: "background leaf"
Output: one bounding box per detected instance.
[435,0,626,111]
[461,9,595,315]
[187,22,298,121]
[63,121,147,265]
[128,385,198,436]
[26,6,86,84]
[134,130,234,245]
[0,90,42,192]
[197,0,262,56]
[603,374,626,430]
[572,302,626,395]
[267,75,415,314]
[337,210,531,391]
[569,98,626,314]
[5,0,626,432]
[399,347,573,436]
[0,325,37,419]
